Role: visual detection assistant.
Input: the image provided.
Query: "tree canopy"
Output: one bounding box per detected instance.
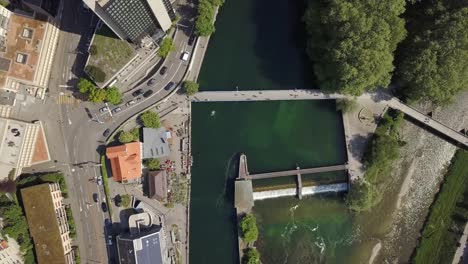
[195,0,223,36]
[78,78,94,94]
[303,0,406,95]
[144,158,160,170]
[240,214,258,243]
[140,111,161,128]
[158,38,176,59]
[88,86,107,103]
[242,248,261,264]
[183,81,199,96]
[105,86,122,105]
[396,7,468,104]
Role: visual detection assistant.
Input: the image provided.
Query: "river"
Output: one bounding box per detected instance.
[188,0,357,263]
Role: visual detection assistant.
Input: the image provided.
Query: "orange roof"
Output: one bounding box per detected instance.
[106,142,142,182]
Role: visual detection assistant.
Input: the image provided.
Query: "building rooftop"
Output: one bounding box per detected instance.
[117,226,164,264]
[21,183,65,264]
[147,170,167,202]
[142,128,171,159]
[106,142,142,182]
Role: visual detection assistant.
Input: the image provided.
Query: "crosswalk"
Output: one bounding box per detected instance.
[0,105,11,118]
[56,94,87,105]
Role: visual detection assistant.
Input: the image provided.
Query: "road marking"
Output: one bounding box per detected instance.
[59,85,72,88]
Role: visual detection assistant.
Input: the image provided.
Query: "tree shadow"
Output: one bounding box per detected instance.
[348,134,371,162]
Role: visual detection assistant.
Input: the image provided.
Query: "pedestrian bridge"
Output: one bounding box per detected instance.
[191,90,468,148]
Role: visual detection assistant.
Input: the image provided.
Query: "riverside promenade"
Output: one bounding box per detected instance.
[191,90,468,148]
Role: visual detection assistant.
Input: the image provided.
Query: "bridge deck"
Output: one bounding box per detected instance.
[246,164,349,179]
[192,90,468,148]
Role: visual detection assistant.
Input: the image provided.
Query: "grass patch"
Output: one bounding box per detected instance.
[101,155,113,219]
[87,25,135,84]
[412,150,468,264]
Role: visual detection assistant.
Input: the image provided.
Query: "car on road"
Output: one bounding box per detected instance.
[101,202,108,212]
[107,236,113,245]
[93,193,99,203]
[104,218,111,227]
[99,106,109,113]
[132,89,143,97]
[188,35,196,46]
[126,100,136,106]
[112,107,122,114]
[103,129,110,137]
[181,51,190,61]
[159,66,167,75]
[164,82,175,91]
[143,90,153,98]
[147,78,157,86]
[97,176,103,186]
[85,108,93,119]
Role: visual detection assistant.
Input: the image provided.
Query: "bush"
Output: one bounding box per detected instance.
[336,98,358,113]
[140,111,161,128]
[89,45,98,56]
[240,214,258,243]
[118,131,135,143]
[100,156,112,218]
[120,194,131,208]
[183,81,199,96]
[158,38,176,59]
[66,206,77,238]
[85,65,106,83]
[144,159,160,170]
[243,248,261,264]
[105,86,122,105]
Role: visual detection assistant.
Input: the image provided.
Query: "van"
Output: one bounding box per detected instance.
[181,51,190,61]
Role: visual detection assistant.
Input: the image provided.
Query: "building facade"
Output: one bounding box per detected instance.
[83,0,174,43]
[21,183,74,264]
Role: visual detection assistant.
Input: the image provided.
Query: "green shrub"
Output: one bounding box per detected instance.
[183,81,199,96]
[144,159,160,170]
[120,194,131,208]
[243,248,260,264]
[240,214,258,243]
[158,38,176,59]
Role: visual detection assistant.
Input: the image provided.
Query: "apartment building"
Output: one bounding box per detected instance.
[0,5,59,101]
[82,0,175,43]
[21,183,75,264]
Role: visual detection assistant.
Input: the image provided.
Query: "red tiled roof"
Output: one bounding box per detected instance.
[106,142,142,182]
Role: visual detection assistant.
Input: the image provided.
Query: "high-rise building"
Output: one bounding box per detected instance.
[83,0,175,43]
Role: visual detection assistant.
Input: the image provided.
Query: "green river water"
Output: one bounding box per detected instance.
[189,0,357,263]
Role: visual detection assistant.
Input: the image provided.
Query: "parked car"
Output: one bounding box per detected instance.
[181,51,190,61]
[101,202,108,212]
[126,100,136,106]
[164,82,175,91]
[93,193,99,203]
[132,89,143,97]
[97,176,103,186]
[159,66,167,75]
[147,78,157,86]
[104,218,111,227]
[188,35,196,46]
[99,106,108,113]
[103,129,110,137]
[143,90,153,98]
[112,107,122,114]
[107,236,113,246]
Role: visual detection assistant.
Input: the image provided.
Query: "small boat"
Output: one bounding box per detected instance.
[210,110,216,116]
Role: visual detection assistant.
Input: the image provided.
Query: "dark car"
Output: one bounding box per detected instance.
[143,90,153,98]
[93,193,99,203]
[103,129,110,137]
[188,35,196,46]
[132,89,143,97]
[147,78,157,86]
[164,82,175,91]
[159,66,167,75]
[104,218,111,227]
[101,202,108,212]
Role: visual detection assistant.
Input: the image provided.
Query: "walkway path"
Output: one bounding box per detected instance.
[191,90,468,148]
[452,221,468,264]
[245,164,349,179]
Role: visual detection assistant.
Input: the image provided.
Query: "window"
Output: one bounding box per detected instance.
[21,28,33,39]
[15,53,27,64]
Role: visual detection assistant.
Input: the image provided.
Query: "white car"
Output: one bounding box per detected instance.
[126,100,136,106]
[97,177,103,186]
[181,51,190,61]
[99,107,108,113]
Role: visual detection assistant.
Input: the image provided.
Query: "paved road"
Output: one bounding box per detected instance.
[192,90,468,148]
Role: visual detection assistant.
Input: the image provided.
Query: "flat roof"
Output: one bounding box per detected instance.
[142,128,170,159]
[21,183,65,264]
[117,227,164,264]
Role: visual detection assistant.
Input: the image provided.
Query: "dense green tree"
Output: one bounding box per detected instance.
[105,86,122,105]
[144,158,160,170]
[120,194,131,208]
[336,98,358,113]
[118,131,137,143]
[396,8,468,104]
[243,248,261,264]
[240,214,258,243]
[88,87,107,103]
[77,78,95,94]
[303,0,406,95]
[158,38,176,59]
[140,111,161,128]
[195,0,216,36]
[183,81,199,96]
